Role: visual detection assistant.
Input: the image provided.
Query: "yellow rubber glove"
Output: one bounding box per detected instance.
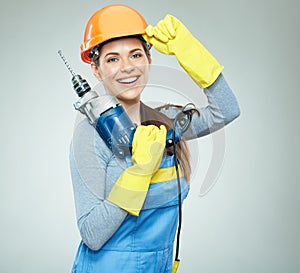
[143,14,224,88]
[107,125,166,216]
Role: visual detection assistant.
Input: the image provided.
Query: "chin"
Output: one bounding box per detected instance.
[116,87,143,102]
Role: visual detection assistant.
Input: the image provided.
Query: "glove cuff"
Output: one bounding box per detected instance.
[107,170,152,216]
[171,27,224,88]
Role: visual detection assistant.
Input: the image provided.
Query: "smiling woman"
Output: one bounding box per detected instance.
[91,37,152,118]
[69,3,240,273]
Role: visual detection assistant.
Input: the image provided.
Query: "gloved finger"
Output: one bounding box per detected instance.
[157,125,167,144]
[148,125,166,161]
[156,20,175,40]
[138,124,156,135]
[132,125,151,162]
[133,125,153,148]
[134,125,146,139]
[147,24,169,43]
[143,35,168,52]
[144,25,155,37]
[153,28,169,43]
[142,33,151,44]
[160,124,167,135]
[145,24,168,42]
[138,125,157,144]
[147,125,160,142]
[149,125,166,144]
[164,14,178,36]
[132,125,145,152]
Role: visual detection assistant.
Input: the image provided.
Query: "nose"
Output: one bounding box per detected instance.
[120,58,135,73]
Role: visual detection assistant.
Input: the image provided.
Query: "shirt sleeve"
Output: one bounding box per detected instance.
[69,117,127,251]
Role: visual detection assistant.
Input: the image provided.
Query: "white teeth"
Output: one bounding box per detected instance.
[118,77,138,84]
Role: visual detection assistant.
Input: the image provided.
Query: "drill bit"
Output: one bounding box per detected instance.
[58,50,76,77]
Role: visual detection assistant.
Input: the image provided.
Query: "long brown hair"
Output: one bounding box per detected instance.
[140,102,191,182]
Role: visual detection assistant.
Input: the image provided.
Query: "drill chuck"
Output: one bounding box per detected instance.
[71,74,91,97]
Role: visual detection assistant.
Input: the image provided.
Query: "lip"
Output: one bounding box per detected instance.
[117,75,140,84]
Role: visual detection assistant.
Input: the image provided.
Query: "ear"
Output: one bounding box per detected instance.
[147,53,152,65]
[91,63,102,81]
[148,54,152,73]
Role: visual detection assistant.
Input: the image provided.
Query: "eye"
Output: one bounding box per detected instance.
[107,57,118,63]
[131,53,142,59]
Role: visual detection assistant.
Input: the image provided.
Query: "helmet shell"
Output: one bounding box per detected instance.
[80,4,148,63]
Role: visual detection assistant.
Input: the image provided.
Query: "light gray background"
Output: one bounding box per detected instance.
[0,0,299,272]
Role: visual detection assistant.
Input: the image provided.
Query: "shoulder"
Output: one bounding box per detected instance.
[72,115,113,162]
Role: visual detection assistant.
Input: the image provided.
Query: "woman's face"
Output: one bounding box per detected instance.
[92,37,151,105]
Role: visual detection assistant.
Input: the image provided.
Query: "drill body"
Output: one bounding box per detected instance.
[74,89,137,157]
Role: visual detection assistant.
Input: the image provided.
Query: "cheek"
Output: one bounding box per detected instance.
[98,64,118,80]
[142,66,150,80]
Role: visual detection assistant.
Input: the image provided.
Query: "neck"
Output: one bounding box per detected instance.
[120,100,141,125]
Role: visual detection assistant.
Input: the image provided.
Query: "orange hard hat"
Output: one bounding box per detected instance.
[80,4,148,64]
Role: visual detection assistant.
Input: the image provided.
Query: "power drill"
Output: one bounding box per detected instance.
[58,50,187,158]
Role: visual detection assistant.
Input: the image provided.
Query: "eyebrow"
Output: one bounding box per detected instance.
[103,48,143,58]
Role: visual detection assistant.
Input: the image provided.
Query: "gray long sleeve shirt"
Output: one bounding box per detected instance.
[69,73,240,251]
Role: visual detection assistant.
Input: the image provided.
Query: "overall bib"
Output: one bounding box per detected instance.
[72,155,189,273]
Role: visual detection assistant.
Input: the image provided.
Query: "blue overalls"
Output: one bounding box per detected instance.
[72,155,189,273]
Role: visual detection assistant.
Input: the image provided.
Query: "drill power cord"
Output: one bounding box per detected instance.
[171,104,198,273]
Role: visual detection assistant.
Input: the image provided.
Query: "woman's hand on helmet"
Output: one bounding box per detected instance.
[143,14,224,88]
[143,14,190,56]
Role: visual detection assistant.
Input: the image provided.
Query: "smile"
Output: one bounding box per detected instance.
[117,76,139,84]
